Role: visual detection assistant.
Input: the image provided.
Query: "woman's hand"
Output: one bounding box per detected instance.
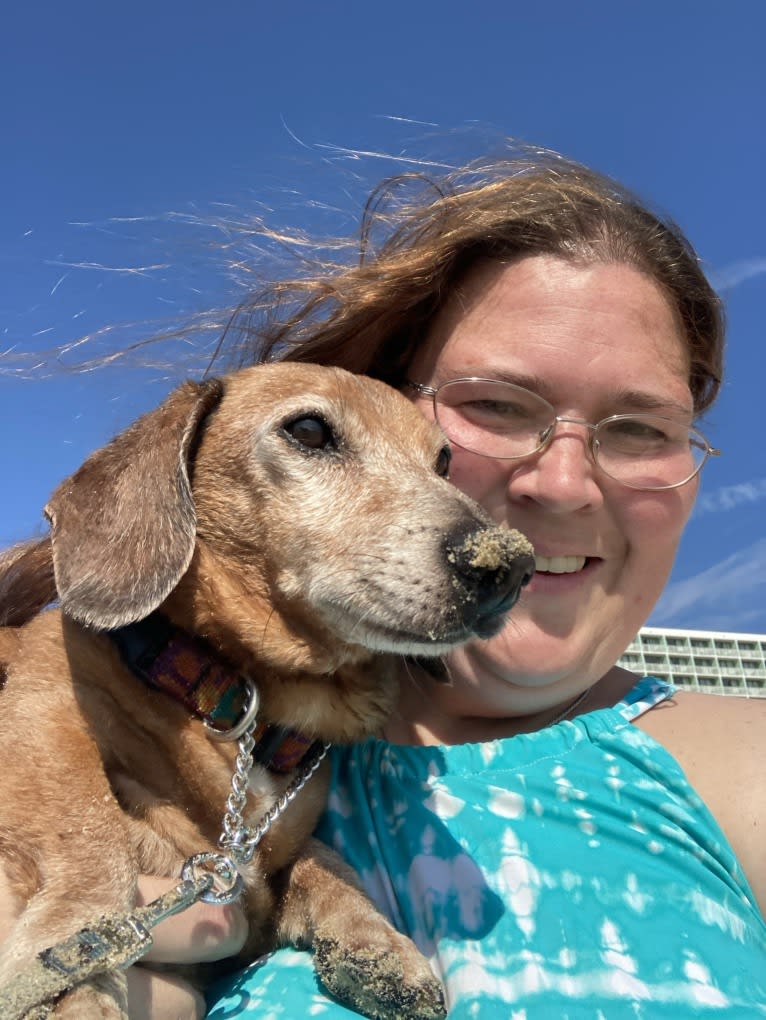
[127,875,248,1020]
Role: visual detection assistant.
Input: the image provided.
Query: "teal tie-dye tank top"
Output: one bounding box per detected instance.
[208,678,766,1018]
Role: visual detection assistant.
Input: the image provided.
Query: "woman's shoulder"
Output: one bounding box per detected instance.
[634,686,765,760]
[635,688,765,915]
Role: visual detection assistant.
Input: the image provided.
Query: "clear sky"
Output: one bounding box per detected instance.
[1,1,764,633]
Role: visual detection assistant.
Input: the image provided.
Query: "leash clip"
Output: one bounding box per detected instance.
[181,852,244,904]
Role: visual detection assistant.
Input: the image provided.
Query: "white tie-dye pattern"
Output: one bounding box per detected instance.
[574,806,597,838]
[495,828,541,939]
[480,740,502,766]
[559,870,583,894]
[686,888,749,942]
[558,947,577,969]
[438,940,741,1012]
[406,824,454,944]
[681,952,729,1006]
[623,873,652,914]
[452,853,493,934]
[487,786,525,819]
[325,783,354,819]
[551,765,588,804]
[605,767,625,799]
[600,919,638,975]
[628,811,648,835]
[424,783,467,819]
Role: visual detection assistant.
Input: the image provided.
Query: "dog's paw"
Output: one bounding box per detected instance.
[314,928,446,1020]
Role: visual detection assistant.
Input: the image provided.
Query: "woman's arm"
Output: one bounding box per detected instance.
[637,691,766,914]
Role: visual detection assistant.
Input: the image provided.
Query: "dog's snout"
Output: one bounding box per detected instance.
[445,523,535,635]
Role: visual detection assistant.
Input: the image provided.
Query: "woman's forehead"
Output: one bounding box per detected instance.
[411,256,692,403]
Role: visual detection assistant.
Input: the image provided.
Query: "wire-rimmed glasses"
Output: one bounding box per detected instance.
[407,377,720,491]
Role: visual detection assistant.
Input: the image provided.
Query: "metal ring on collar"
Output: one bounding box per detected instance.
[204,678,260,742]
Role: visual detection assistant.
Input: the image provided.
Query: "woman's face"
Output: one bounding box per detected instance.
[407,255,698,718]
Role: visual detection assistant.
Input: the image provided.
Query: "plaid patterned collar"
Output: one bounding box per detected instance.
[108,614,320,773]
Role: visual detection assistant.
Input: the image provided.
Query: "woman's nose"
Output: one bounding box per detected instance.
[507,424,604,512]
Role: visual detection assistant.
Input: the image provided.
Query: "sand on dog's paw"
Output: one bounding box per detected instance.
[314,932,446,1020]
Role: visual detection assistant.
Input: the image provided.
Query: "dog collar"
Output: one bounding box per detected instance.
[108,614,321,773]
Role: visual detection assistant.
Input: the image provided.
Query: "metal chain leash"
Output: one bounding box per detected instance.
[217,728,330,866]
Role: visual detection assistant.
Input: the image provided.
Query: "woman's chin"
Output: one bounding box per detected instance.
[447,629,567,690]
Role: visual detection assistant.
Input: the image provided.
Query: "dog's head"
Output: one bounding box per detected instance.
[45,364,534,673]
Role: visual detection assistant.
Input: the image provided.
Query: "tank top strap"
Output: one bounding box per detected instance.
[614,675,676,722]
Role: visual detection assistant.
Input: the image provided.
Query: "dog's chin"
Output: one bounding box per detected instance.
[336,613,510,658]
[349,626,467,657]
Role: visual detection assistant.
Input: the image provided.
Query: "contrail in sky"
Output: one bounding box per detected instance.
[710,257,766,291]
[652,537,766,629]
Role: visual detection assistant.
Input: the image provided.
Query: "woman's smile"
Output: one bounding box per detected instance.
[525,553,601,594]
[533,554,587,574]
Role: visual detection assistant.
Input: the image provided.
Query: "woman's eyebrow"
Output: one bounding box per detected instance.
[602,388,694,417]
[455,368,549,392]
[456,371,694,417]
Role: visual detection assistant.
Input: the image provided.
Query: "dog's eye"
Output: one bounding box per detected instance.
[282,416,337,451]
[435,445,451,478]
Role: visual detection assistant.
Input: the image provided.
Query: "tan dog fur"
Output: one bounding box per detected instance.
[0,363,533,1018]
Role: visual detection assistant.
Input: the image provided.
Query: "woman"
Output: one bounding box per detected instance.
[132,153,765,1018]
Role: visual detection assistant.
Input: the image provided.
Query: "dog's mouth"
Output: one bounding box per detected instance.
[346,603,515,656]
[353,623,475,656]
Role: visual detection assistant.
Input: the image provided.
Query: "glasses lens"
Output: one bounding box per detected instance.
[594,414,708,489]
[427,380,713,490]
[435,379,554,458]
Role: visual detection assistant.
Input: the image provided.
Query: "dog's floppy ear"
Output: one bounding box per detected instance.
[45,378,224,630]
[0,538,55,627]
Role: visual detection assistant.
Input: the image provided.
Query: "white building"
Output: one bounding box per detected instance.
[618,627,766,698]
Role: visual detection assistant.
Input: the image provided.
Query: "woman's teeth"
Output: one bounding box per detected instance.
[535,555,587,574]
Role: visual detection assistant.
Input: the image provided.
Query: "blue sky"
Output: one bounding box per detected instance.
[1,2,765,633]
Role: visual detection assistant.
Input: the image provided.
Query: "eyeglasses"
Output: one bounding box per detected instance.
[407,377,720,491]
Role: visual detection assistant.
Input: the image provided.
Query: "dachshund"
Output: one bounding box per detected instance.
[0,362,534,1018]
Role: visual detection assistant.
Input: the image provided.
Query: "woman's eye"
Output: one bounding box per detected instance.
[282,416,337,451]
[435,446,451,477]
[460,399,533,424]
[607,419,670,443]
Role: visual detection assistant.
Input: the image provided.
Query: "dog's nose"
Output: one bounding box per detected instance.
[444,524,535,634]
